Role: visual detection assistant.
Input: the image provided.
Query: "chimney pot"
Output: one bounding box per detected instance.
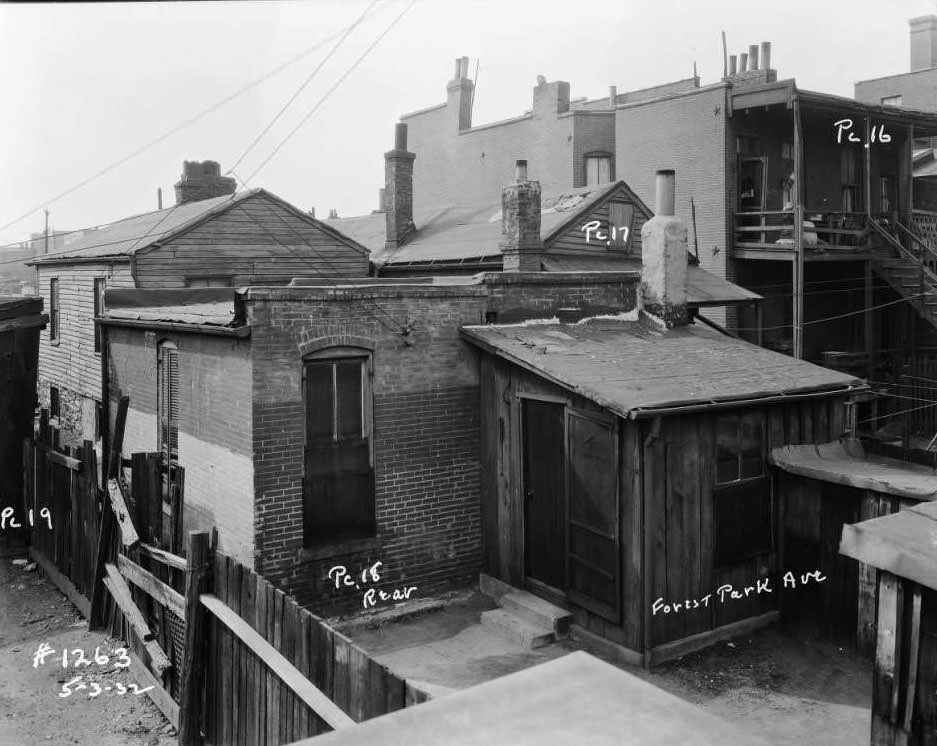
[459,56,469,79]
[749,44,759,70]
[453,57,462,79]
[739,52,748,72]
[655,170,676,217]
[309,206,316,218]
[394,122,408,151]
[608,85,617,107]
[515,159,528,181]
[729,55,737,75]
[760,41,771,70]
[174,159,236,205]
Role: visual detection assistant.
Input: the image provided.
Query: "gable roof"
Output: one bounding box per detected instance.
[30,189,369,265]
[461,318,863,419]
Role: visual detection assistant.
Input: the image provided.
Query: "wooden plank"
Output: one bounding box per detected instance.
[281,600,299,742]
[107,395,129,481]
[622,421,643,651]
[644,418,667,650]
[226,557,243,746]
[265,580,278,746]
[29,546,91,618]
[239,567,257,746]
[137,542,187,571]
[901,587,922,735]
[297,611,313,738]
[253,573,268,745]
[383,664,405,715]
[201,594,355,730]
[366,658,385,721]
[217,555,233,746]
[34,445,82,471]
[348,644,370,722]
[102,565,172,677]
[332,631,352,719]
[664,432,686,644]
[872,572,901,746]
[116,554,185,618]
[107,479,140,550]
[177,531,210,746]
[129,649,178,730]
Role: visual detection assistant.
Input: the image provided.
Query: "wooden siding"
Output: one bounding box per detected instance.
[547,184,649,257]
[37,262,135,402]
[134,193,368,288]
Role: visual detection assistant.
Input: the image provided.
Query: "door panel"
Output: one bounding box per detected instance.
[522,400,566,590]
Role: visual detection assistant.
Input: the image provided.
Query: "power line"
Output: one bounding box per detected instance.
[227,0,379,176]
[734,292,934,332]
[858,399,937,425]
[244,0,417,185]
[0,4,397,238]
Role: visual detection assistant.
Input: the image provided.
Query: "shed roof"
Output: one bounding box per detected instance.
[300,651,770,746]
[461,319,863,418]
[770,440,937,501]
[100,287,247,335]
[839,501,937,592]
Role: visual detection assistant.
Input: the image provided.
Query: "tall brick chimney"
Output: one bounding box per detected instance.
[911,16,937,71]
[447,56,474,131]
[500,160,542,272]
[173,160,237,205]
[640,170,688,328]
[384,123,415,249]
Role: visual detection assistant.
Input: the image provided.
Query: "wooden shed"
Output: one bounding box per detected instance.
[462,316,864,665]
[771,440,937,652]
[840,501,937,745]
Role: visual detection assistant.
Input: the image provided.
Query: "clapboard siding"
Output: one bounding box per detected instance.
[547,183,650,257]
[37,262,134,402]
[134,193,368,288]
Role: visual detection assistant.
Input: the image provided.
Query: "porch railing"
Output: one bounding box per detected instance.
[734,210,873,252]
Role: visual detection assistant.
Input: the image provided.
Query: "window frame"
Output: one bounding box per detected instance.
[302,347,376,545]
[93,277,106,354]
[157,340,180,464]
[881,94,902,107]
[49,278,60,344]
[584,152,614,186]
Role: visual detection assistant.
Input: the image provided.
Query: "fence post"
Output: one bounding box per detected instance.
[179,531,211,746]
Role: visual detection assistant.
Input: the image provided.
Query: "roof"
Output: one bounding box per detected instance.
[461,318,864,419]
[541,255,761,305]
[333,182,628,266]
[839,501,937,592]
[299,651,770,746]
[100,288,247,336]
[770,440,937,500]
[30,189,368,264]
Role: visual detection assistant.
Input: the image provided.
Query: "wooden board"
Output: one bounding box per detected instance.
[102,564,171,676]
[106,479,140,550]
[116,554,185,618]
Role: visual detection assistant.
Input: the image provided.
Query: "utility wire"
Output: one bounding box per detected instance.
[227,0,379,175]
[244,0,416,185]
[0,3,397,237]
[858,399,937,425]
[734,292,934,332]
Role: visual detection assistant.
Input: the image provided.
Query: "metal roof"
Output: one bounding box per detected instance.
[461,319,863,418]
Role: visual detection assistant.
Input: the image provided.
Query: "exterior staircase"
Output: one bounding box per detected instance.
[869,218,937,330]
[479,573,572,649]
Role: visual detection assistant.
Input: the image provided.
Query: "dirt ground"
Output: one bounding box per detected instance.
[0,547,177,746]
[338,590,871,746]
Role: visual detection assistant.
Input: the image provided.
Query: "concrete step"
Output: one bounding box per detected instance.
[480,608,554,649]
[500,591,572,637]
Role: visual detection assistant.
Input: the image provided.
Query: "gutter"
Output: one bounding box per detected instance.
[99,317,250,338]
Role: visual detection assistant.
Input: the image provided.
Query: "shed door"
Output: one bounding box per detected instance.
[567,410,621,623]
[522,400,566,590]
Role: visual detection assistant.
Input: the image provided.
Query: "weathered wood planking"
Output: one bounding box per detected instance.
[872,572,901,746]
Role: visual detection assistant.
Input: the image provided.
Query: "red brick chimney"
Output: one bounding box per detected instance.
[447,56,474,131]
[384,123,416,249]
[173,160,236,205]
[500,160,542,272]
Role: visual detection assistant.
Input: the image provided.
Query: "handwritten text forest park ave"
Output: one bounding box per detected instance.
[651,570,826,616]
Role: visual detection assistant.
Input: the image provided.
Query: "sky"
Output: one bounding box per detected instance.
[1,0,935,249]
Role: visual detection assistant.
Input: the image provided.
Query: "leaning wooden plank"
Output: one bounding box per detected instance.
[103,564,172,677]
[129,648,178,730]
[107,395,129,481]
[136,542,187,571]
[872,572,900,746]
[34,445,82,471]
[200,593,355,731]
[178,531,210,746]
[901,587,922,735]
[116,554,185,619]
[106,479,140,550]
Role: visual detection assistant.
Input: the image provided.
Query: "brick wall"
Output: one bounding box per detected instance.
[615,84,730,324]
[107,325,254,564]
[855,67,937,111]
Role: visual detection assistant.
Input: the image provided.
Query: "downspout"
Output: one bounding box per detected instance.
[642,415,661,668]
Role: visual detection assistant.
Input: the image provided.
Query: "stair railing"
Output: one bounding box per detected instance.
[870,217,937,289]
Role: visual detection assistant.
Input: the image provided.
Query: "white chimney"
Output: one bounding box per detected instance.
[640,170,688,328]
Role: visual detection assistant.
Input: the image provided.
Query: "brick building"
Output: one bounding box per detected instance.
[29,161,368,450]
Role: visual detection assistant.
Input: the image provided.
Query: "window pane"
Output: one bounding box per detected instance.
[598,157,611,183]
[305,362,334,441]
[715,416,739,483]
[714,480,771,565]
[335,359,363,439]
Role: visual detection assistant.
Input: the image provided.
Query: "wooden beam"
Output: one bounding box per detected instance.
[137,542,188,571]
[103,563,172,677]
[179,532,211,746]
[793,96,805,360]
[871,572,900,746]
[107,479,140,550]
[34,445,81,471]
[117,553,185,618]
[649,611,780,666]
[89,501,114,630]
[901,586,922,736]
[107,395,129,481]
[200,593,356,731]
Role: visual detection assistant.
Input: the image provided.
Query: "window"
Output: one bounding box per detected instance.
[841,149,860,212]
[881,95,902,107]
[879,176,895,215]
[186,276,232,288]
[49,386,60,420]
[157,341,179,462]
[714,411,771,566]
[49,278,60,342]
[93,278,106,353]
[303,351,375,543]
[585,154,613,185]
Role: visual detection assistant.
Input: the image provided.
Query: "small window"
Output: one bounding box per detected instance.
[49,386,60,420]
[93,278,106,353]
[714,411,770,566]
[49,278,60,342]
[585,154,613,186]
[841,149,861,212]
[186,276,232,288]
[303,352,375,544]
[881,95,902,107]
[157,341,179,462]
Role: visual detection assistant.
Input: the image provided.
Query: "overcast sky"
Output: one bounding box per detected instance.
[0,0,934,248]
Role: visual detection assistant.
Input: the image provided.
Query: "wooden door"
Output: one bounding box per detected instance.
[522,399,566,591]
